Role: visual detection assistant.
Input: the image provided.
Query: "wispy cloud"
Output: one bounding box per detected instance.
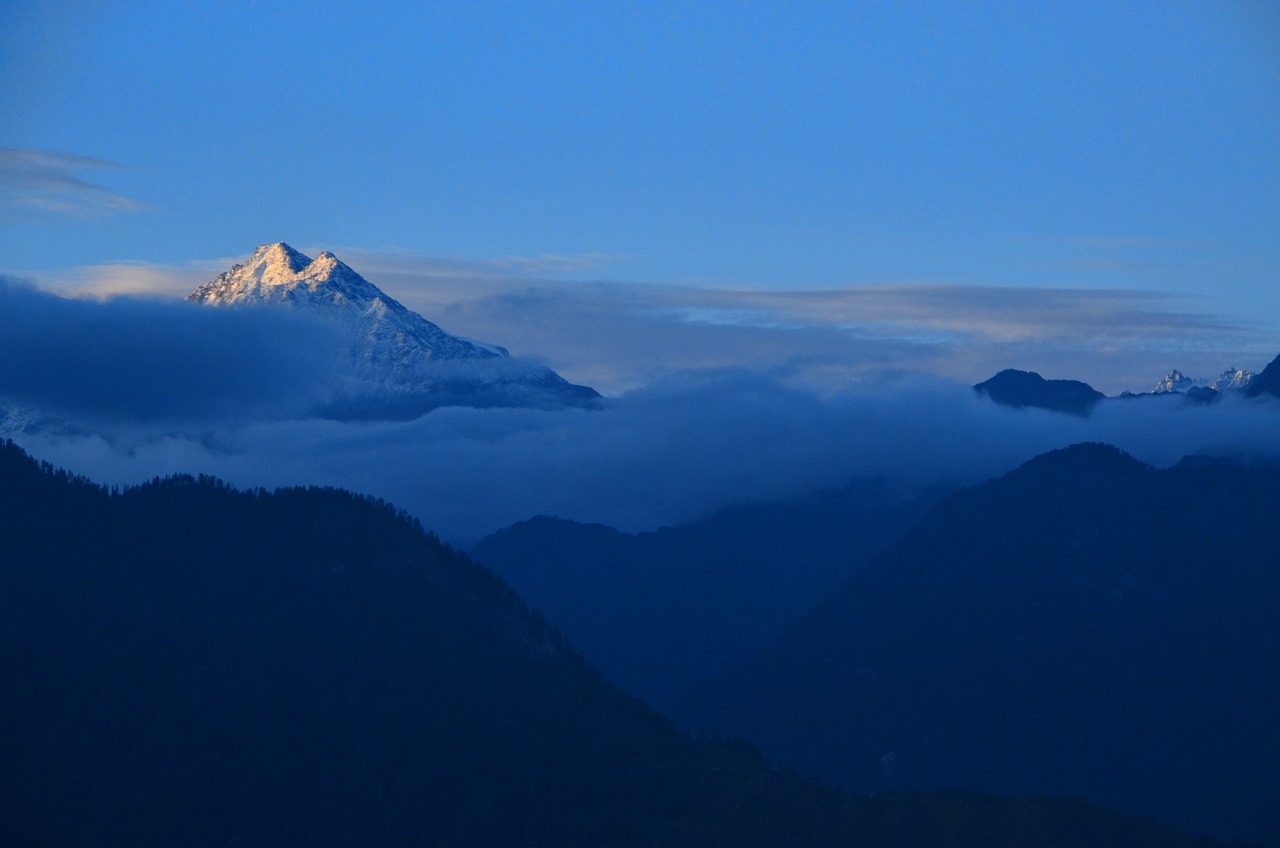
[0,148,149,219]
[327,246,629,280]
[487,252,628,276]
[31,247,1277,397]
[424,280,1274,396]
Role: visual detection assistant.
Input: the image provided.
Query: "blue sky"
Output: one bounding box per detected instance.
[1,1,1278,384]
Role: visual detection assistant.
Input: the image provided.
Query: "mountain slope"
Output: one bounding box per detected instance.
[0,441,1221,847]
[189,243,600,416]
[683,443,1280,845]
[471,481,942,714]
[1245,352,1280,400]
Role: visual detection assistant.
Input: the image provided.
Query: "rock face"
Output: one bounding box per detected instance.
[189,243,600,417]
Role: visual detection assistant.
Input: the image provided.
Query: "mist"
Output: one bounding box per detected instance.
[9,364,1278,545]
[4,276,1277,544]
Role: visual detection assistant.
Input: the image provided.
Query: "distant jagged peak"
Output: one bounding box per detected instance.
[1210,367,1252,392]
[1152,369,1193,394]
[1151,367,1253,395]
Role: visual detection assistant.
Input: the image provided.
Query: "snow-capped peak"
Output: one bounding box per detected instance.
[1149,367,1253,395]
[189,243,502,363]
[1152,370,1194,394]
[187,243,599,416]
[1210,367,1253,392]
[240,242,311,282]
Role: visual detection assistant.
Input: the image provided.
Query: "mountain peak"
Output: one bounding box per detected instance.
[186,243,601,416]
[252,242,311,271]
[1153,370,1193,394]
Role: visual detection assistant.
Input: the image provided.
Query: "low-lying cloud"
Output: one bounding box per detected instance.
[0,278,342,422]
[8,255,1278,546]
[9,362,1280,545]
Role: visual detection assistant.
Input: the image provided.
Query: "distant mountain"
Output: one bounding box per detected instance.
[471,481,943,714]
[190,243,600,417]
[0,441,1218,847]
[683,443,1280,845]
[1150,367,1253,396]
[1245,353,1280,400]
[974,369,1105,415]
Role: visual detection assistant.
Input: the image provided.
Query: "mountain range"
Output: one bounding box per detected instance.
[471,481,944,714]
[190,242,600,417]
[1151,367,1253,395]
[974,353,1280,415]
[0,439,1220,847]
[681,443,1280,845]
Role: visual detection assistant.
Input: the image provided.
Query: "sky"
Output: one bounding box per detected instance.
[1,2,1279,540]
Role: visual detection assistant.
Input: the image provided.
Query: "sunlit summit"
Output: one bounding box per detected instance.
[189,243,600,418]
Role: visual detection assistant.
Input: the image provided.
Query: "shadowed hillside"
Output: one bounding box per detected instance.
[471,480,941,713]
[0,440,1223,847]
[685,443,1280,845]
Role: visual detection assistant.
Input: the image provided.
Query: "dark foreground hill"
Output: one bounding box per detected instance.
[0,440,1219,847]
[684,443,1280,846]
[471,481,941,714]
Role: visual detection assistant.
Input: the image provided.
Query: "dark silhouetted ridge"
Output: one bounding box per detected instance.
[1245,352,1280,399]
[471,481,945,715]
[686,441,1280,845]
[975,368,1106,415]
[0,439,1223,847]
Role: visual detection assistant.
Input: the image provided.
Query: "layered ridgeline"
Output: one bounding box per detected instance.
[188,243,600,417]
[0,440,1220,847]
[471,481,944,716]
[683,443,1280,845]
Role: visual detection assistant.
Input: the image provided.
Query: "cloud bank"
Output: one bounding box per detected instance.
[8,256,1278,546]
[0,278,342,422]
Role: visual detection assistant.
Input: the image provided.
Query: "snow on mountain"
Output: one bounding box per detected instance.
[1151,370,1196,394]
[189,243,600,417]
[1209,367,1253,392]
[1150,367,1253,395]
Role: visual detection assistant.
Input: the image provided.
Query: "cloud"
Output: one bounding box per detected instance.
[0,278,343,423]
[422,280,1274,397]
[9,252,1276,548]
[0,148,148,218]
[9,355,1280,546]
[35,248,1275,397]
[487,252,629,276]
